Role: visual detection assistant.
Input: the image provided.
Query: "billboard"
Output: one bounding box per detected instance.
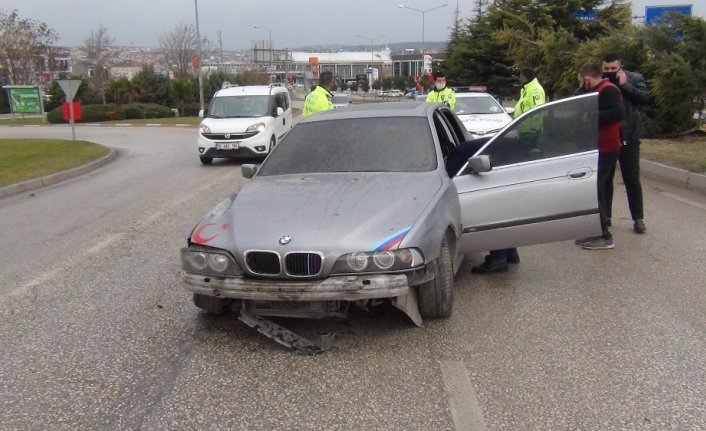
[645,4,692,25]
[5,86,42,114]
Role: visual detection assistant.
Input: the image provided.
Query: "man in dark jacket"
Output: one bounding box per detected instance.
[574,63,625,250]
[601,53,651,233]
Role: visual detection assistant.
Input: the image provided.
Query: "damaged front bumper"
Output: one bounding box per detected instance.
[182,272,411,301]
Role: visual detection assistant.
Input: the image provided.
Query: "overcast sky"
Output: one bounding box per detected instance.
[1,0,704,50]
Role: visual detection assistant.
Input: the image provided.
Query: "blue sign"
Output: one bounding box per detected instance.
[645,4,692,25]
[573,9,597,21]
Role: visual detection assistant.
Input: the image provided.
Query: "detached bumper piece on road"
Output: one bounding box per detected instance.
[238,309,337,355]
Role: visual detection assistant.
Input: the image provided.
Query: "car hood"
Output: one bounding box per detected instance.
[457,113,512,133]
[200,116,272,133]
[189,172,443,255]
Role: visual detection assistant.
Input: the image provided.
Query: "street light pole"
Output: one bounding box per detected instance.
[254,25,273,83]
[398,3,448,75]
[355,34,386,84]
[194,0,205,113]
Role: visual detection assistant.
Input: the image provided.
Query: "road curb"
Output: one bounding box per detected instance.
[0,147,117,199]
[641,159,706,194]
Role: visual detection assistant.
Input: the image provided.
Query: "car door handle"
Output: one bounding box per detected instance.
[568,168,592,179]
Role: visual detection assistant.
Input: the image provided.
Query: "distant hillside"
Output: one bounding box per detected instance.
[295,41,446,53]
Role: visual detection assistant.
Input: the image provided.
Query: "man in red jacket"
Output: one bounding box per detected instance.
[575,63,625,250]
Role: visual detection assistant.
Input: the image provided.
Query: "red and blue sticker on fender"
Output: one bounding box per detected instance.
[368,226,411,252]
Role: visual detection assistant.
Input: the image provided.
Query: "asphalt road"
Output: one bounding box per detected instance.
[1,124,706,430]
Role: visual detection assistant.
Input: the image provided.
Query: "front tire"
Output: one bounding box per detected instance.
[193,293,230,314]
[200,156,213,165]
[418,238,454,319]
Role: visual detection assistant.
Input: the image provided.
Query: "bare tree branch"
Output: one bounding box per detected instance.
[79,24,120,103]
[158,22,213,79]
[0,9,58,84]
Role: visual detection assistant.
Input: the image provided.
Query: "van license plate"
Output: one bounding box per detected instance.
[217,142,239,150]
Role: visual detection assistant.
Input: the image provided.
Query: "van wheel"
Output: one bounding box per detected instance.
[269,135,276,153]
[417,238,454,319]
[200,156,213,165]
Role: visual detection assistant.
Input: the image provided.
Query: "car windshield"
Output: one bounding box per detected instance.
[258,117,436,175]
[454,96,504,115]
[332,95,348,104]
[208,95,270,118]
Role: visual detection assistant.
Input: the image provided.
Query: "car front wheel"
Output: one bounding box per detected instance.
[193,293,231,314]
[418,238,454,319]
[200,156,213,165]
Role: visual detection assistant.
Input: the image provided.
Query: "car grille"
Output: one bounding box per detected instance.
[285,253,323,277]
[202,132,258,140]
[245,251,281,275]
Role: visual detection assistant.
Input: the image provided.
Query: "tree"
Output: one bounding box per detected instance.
[158,22,213,79]
[106,77,135,104]
[79,24,120,104]
[171,78,196,115]
[131,65,171,105]
[349,82,359,92]
[361,81,370,93]
[338,81,349,92]
[0,9,58,84]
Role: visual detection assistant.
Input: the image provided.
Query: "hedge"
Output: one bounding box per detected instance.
[47,103,175,124]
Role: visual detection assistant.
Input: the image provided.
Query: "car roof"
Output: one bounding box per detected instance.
[455,92,494,98]
[214,85,284,97]
[300,102,442,123]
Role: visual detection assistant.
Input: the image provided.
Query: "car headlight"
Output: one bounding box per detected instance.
[199,124,211,134]
[330,248,424,274]
[180,247,243,276]
[246,122,266,133]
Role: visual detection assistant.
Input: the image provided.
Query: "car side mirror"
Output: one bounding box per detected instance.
[460,155,492,176]
[504,107,515,115]
[276,107,284,117]
[241,164,258,179]
[199,109,207,118]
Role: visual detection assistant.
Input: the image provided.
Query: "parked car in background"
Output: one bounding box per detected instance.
[454,92,514,140]
[332,93,350,108]
[389,89,405,97]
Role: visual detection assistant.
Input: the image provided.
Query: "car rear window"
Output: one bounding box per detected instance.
[258,117,436,175]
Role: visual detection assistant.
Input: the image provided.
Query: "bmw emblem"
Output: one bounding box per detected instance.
[279,236,292,245]
[224,133,231,138]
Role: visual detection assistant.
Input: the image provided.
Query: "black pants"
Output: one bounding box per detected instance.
[598,150,621,240]
[605,139,644,221]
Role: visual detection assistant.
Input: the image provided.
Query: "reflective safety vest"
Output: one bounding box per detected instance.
[514,78,546,134]
[303,86,334,117]
[426,86,456,109]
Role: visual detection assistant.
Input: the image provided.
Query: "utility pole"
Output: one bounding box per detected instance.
[218,30,223,64]
[399,3,449,75]
[194,0,205,113]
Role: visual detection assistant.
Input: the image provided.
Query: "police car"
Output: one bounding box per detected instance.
[453,90,514,140]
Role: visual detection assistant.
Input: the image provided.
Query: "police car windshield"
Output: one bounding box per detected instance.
[332,95,348,104]
[454,96,504,115]
[208,95,270,118]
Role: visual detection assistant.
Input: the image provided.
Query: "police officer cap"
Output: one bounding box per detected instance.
[433,71,446,80]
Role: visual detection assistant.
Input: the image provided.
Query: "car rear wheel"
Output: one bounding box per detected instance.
[193,293,231,314]
[200,156,213,165]
[418,238,454,319]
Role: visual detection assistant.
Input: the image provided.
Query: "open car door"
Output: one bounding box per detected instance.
[453,93,603,254]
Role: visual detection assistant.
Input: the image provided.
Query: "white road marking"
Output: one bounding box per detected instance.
[86,232,127,254]
[10,268,61,297]
[661,192,706,211]
[440,361,488,431]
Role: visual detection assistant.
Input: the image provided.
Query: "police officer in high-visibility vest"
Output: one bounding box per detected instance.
[471,67,546,275]
[514,67,546,143]
[303,71,335,118]
[426,71,456,110]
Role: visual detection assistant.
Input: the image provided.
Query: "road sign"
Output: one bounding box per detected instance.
[57,80,81,141]
[57,80,81,101]
[645,4,692,25]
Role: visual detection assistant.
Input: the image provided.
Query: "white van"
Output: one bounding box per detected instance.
[197,84,293,164]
